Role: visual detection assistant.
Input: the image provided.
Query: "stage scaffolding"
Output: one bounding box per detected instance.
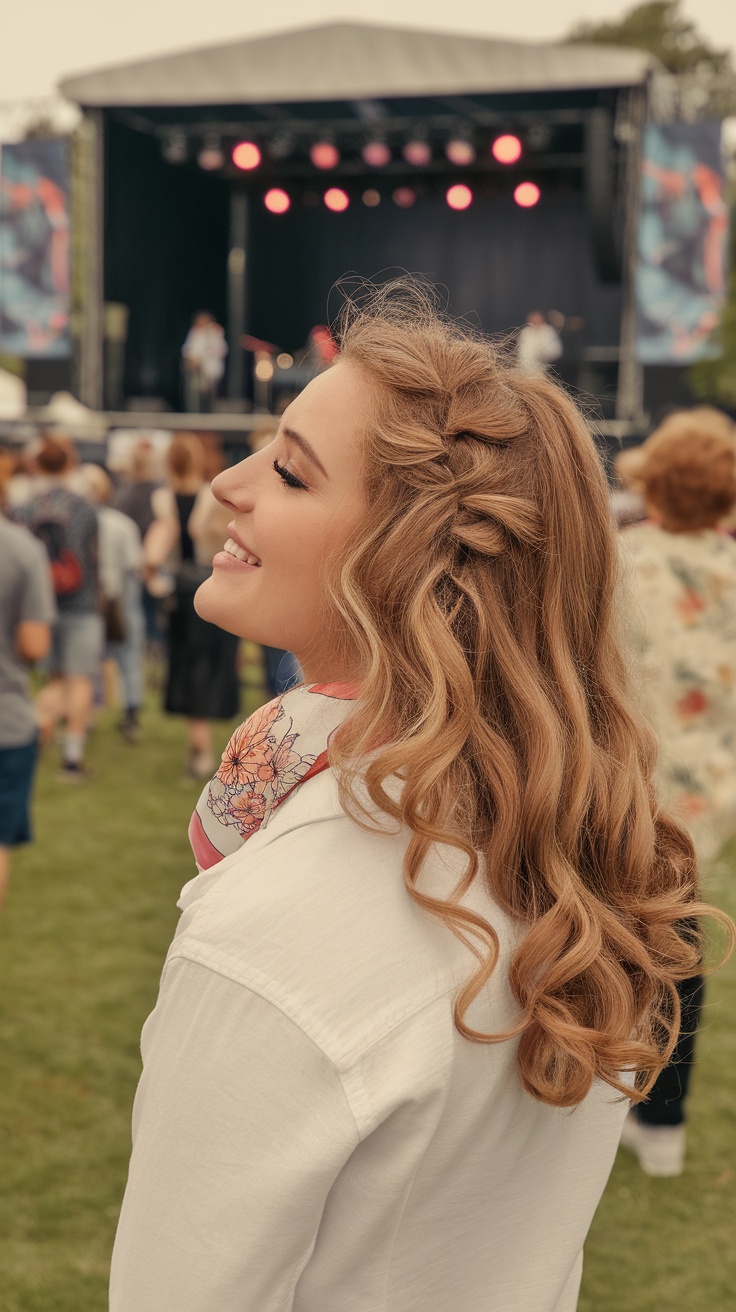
[59,20,654,434]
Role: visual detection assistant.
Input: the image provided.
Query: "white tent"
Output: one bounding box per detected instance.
[60,20,652,107]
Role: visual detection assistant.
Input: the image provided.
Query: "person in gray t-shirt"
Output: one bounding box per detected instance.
[12,435,102,780]
[0,512,56,908]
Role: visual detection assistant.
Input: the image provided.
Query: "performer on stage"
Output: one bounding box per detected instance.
[517,310,563,377]
[181,311,228,413]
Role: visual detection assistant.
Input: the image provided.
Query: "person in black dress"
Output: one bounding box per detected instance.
[144,434,239,778]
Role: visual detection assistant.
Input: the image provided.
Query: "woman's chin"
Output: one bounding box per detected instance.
[193,577,211,618]
[194,577,257,642]
[193,577,231,629]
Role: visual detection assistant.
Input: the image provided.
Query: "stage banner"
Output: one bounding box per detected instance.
[0,140,71,358]
[636,122,729,364]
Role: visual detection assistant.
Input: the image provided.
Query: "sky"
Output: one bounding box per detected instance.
[2,0,736,104]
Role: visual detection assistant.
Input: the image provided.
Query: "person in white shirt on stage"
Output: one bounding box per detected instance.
[517,309,563,377]
[181,310,228,412]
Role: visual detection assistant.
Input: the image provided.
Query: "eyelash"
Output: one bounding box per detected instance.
[273,458,307,491]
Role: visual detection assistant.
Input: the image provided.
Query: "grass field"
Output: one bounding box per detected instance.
[1,660,734,1312]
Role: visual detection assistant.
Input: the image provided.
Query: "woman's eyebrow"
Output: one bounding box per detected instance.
[281,425,329,480]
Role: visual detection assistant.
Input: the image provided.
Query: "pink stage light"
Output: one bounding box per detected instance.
[232,141,261,170]
[198,141,225,171]
[492,134,522,165]
[402,139,431,167]
[392,186,417,208]
[445,138,476,166]
[310,141,340,169]
[514,181,541,208]
[446,184,473,211]
[324,187,349,212]
[362,140,391,167]
[362,188,382,207]
[264,188,291,214]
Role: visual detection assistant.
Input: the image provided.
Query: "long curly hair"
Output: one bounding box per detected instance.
[323,280,732,1109]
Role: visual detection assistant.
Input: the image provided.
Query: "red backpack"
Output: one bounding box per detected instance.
[33,511,84,597]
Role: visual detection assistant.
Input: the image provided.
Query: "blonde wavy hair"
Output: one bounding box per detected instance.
[323,281,732,1109]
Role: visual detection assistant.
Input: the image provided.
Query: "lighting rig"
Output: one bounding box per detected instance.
[155,111,593,215]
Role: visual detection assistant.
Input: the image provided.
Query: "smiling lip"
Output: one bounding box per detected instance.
[226,524,259,560]
[213,536,262,572]
[222,535,261,564]
[212,551,260,573]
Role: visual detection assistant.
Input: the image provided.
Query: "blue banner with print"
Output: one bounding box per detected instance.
[0,140,71,358]
[636,122,728,364]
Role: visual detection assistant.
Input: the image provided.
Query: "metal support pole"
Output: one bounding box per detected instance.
[227,190,248,401]
[615,86,647,427]
[71,109,104,409]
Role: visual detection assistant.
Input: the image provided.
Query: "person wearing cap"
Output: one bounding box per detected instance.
[0,429,55,907]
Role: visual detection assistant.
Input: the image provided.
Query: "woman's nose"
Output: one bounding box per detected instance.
[211,457,255,512]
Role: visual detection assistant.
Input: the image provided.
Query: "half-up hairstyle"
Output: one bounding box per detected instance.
[324,279,732,1109]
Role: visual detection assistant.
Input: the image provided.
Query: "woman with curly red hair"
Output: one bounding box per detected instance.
[619,406,736,1175]
[111,284,731,1312]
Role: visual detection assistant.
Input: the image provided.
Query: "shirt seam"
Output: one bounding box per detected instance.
[163,951,371,1139]
[164,940,460,1132]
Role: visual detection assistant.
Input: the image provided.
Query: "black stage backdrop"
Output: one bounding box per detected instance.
[105,119,621,406]
[105,120,230,405]
[248,189,621,360]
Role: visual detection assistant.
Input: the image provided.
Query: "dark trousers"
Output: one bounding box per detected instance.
[636,974,705,1127]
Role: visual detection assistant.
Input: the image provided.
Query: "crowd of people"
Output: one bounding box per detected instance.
[0,423,299,906]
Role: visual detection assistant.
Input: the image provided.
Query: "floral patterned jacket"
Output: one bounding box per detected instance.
[621,521,736,863]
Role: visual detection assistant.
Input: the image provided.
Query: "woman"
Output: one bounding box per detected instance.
[112,439,165,654]
[618,407,736,1175]
[144,433,240,778]
[112,285,730,1312]
[78,463,146,742]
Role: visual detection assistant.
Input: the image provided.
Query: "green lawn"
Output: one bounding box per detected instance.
[1,660,734,1312]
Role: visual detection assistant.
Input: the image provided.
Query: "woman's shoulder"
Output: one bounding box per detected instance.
[173,768,521,1071]
[190,684,356,869]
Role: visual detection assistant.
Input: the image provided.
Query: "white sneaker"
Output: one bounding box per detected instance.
[619,1111,686,1177]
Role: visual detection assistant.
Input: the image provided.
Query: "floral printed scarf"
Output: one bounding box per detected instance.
[188,682,357,871]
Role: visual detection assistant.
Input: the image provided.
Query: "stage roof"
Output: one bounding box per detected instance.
[59,20,653,108]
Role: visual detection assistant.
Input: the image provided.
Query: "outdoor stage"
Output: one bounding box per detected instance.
[60,20,654,429]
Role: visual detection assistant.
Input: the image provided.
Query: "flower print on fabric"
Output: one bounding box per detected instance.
[228,791,267,836]
[188,683,357,871]
[622,522,736,864]
[216,700,283,788]
[209,698,318,842]
[675,586,706,627]
[674,687,709,724]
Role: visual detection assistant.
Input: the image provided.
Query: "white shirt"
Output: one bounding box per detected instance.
[182,324,228,382]
[110,770,628,1312]
[517,323,562,376]
[97,505,142,601]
